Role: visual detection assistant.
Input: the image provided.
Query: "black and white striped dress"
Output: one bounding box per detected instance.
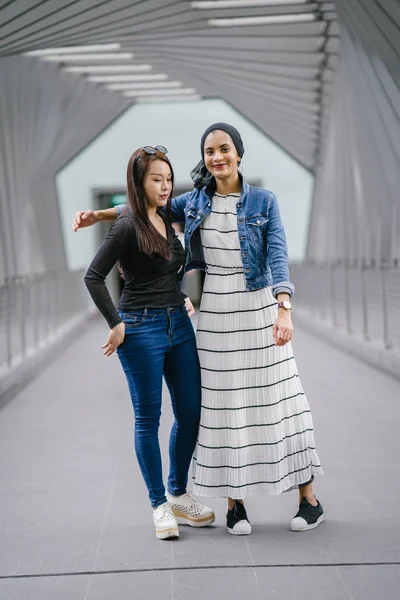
[192,192,323,499]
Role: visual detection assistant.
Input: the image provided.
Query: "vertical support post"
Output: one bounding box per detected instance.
[330,262,337,328]
[361,259,369,342]
[344,259,352,334]
[5,279,12,368]
[20,277,27,358]
[381,265,390,349]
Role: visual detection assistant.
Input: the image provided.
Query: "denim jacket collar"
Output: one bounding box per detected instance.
[203,173,249,201]
[182,174,294,297]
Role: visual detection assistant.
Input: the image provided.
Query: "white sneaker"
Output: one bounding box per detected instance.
[153,502,179,540]
[166,491,215,527]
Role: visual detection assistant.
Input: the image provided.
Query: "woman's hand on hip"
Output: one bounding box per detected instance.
[273,311,294,347]
[101,323,125,356]
[185,296,196,317]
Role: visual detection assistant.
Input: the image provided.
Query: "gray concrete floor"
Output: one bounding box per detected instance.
[0,317,399,599]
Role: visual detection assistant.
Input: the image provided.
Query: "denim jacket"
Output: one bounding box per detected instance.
[117,176,294,297]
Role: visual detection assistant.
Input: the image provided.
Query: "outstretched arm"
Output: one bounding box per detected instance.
[72,207,120,231]
[73,190,192,231]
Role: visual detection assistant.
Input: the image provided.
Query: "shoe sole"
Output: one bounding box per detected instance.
[156,527,179,540]
[173,510,215,528]
[291,514,324,532]
[227,524,252,536]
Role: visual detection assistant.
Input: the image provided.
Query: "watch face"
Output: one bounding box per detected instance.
[283,301,292,310]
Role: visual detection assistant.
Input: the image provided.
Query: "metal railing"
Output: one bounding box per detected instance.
[290,261,400,353]
[0,269,88,374]
[2,262,399,379]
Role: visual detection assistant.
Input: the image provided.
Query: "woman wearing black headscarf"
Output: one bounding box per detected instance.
[73,123,323,536]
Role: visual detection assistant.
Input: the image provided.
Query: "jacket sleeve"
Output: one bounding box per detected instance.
[170,191,191,222]
[267,193,295,298]
[84,217,133,328]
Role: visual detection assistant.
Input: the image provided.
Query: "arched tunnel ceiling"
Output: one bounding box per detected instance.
[0,1,339,172]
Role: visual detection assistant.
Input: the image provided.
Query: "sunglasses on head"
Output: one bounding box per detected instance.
[141,145,168,155]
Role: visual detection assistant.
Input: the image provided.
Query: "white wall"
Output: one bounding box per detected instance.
[57,98,313,270]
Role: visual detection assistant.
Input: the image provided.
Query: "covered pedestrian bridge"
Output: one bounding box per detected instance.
[0,2,399,598]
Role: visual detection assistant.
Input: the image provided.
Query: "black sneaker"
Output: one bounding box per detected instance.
[226,500,252,535]
[291,497,324,531]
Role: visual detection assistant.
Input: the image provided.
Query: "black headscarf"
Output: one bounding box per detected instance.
[190,122,245,189]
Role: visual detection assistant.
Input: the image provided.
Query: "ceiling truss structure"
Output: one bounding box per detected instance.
[0,0,399,268]
[0,0,338,172]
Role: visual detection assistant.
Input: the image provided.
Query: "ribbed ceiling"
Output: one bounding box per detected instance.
[0,0,339,171]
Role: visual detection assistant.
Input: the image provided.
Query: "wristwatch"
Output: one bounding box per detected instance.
[278,300,292,311]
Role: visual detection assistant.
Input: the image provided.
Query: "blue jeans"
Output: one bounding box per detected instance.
[117,305,201,508]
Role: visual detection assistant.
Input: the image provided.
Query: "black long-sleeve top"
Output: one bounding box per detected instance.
[84,213,186,328]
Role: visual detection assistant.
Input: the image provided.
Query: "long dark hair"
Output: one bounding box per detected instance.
[126,148,174,260]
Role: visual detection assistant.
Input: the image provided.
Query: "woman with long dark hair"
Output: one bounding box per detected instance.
[76,124,323,536]
[84,146,215,539]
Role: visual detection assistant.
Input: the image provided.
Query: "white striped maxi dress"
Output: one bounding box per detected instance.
[192,192,323,499]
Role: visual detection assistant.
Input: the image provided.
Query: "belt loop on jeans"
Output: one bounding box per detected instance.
[143,308,147,317]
